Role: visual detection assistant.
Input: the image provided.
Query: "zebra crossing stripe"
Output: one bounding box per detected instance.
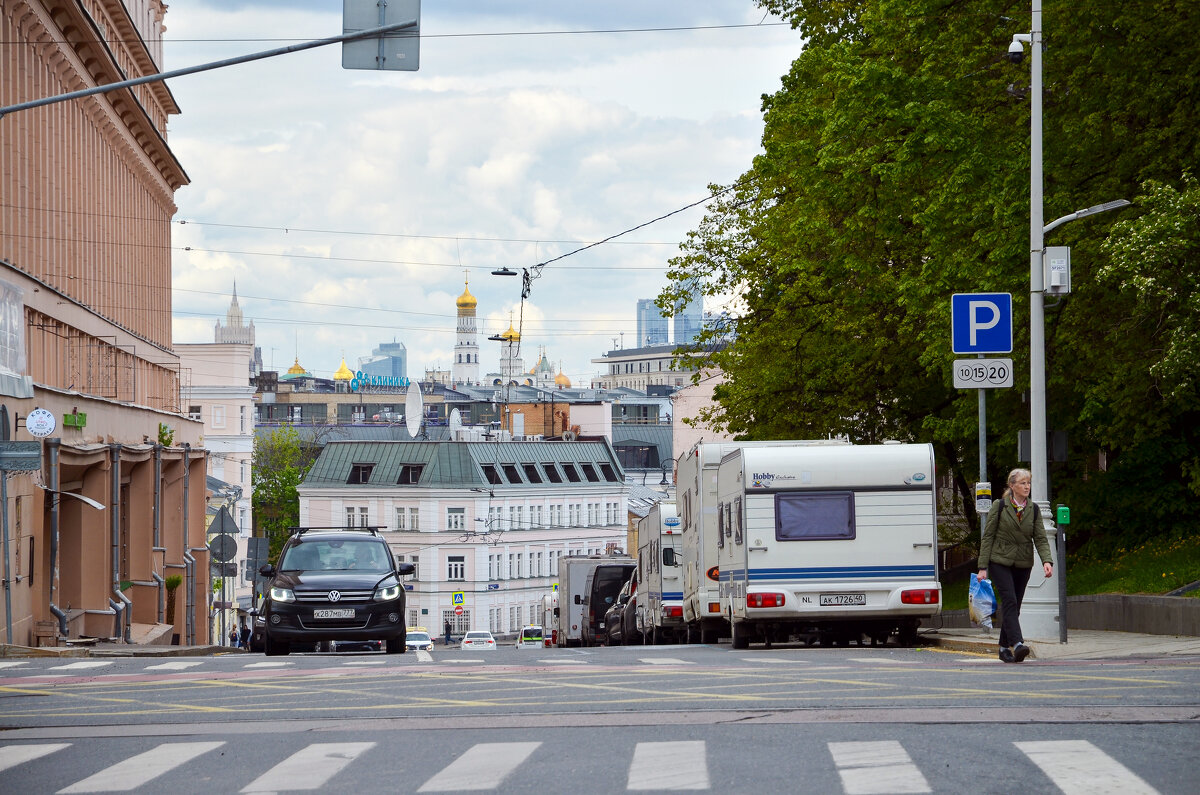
[0,661,29,670]
[627,741,709,791]
[144,661,205,671]
[638,658,694,666]
[48,661,113,671]
[0,743,70,774]
[418,742,541,792]
[828,740,931,794]
[57,742,223,793]
[1015,740,1159,794]
[241,742,376,793]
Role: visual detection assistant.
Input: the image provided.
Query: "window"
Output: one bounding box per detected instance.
[447,555,466,580]
[482,464,503,485]
[509,606,518,632]
[345,507,368,528]
[239,405,246,433]
[542,464,563,484]
[347,463,374,484]
[502,464,522,483]
[490,608,500,633]
[775,491,856,541]
[447,508,465,532]
[508,554,515,579]
[561,463,582,483]
[599,463,618,482]
[397,464,423,484]
[580,463,600,482]
[395,508,406,531]
[717,502,725,549]
[409,609,419,628]
[188,405,202,421]
[734,497,743,544]
[409,507,420,531]
[488,554,496,580]
[523,464,542,483]
[529,604,537,624]
[408,555,420,580]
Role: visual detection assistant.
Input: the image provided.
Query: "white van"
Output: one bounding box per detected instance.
[716,443,941,649]
[637,502,684,644]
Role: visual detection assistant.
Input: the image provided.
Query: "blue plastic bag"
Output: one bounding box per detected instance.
[968,574,996,629]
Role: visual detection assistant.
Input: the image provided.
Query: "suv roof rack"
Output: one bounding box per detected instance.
[288,526,384,537]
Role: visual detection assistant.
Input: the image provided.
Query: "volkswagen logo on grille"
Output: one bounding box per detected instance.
[327,590,342,602]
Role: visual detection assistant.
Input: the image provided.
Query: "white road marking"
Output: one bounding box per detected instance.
[143,661,205,671]
[741,657,810,664]
[1015,740,1159,794]
[343,659,387,666]
[418,742,541,792]
[417,650,433,662]
[540,658,587,664]
[0,743,70,773]
[48,661,113,671]
[58,742,224,793]
[0,661,29,669]
[243,661,292,668]
[627,740,709,790]
[638,658,694,665]
[846,658,921,665]
[241,742,375,793]
[829,740,931,794]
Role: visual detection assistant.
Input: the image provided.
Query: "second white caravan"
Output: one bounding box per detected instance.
[716,443,941,648]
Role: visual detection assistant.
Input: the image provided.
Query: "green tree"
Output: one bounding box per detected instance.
[663,0,1200,544]
[252,425,320,562]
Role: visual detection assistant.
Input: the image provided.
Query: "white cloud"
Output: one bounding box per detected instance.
[166,2,801,383]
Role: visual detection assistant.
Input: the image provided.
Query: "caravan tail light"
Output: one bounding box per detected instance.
[707,602,721,614]
[901,589,939,605]
[746,592,785,608]
[662,606,683,618]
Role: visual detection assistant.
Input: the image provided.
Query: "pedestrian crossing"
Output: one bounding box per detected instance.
[0,738,1161,793]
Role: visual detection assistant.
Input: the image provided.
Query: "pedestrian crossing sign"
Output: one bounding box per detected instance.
[452,591,464,606]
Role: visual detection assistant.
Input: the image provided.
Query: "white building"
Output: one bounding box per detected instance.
[297,439,630,637]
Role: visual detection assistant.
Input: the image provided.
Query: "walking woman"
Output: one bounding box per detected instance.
[978,468,1054,663]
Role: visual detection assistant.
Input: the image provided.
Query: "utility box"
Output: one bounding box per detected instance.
[1044,246,1071,295]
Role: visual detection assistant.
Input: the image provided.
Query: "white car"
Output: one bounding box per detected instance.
[460,630,497,650]
[516,625,545,649]
[406,630,434,651]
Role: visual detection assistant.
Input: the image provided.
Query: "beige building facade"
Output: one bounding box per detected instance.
[0,1,209,647]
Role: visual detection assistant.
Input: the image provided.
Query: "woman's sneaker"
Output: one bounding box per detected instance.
[998,647,1015,663]
[1013,642,1031,662]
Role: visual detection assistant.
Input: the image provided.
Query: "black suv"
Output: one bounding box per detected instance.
[258,529,415,656]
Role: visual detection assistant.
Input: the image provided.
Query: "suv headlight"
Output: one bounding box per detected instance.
[269,586,295,603]
[374,583,401,602]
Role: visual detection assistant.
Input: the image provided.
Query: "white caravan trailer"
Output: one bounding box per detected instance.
[636,502,684,644]
[716,443,941,648]
[679,440,842,643]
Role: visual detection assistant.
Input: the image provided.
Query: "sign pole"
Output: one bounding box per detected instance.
[977,354,987,484]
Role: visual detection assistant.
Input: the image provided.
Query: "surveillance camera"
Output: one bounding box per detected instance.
[1006,39,1025,63]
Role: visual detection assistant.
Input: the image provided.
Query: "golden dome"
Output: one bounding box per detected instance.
[286,357,308,376]
[555,369,572,388]
[456,275,477,309]
[500,322,520,342]
[333,358,354,381]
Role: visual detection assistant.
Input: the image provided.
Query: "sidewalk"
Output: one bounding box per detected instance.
[922,626,1200,660]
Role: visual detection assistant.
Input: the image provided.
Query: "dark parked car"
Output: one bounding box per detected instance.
[258,529,415,656]
[604,579,633,645]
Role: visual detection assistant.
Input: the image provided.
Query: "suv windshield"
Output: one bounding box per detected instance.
[280,539,390,573]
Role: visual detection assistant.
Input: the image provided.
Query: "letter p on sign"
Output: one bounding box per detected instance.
[952,293,1013,354]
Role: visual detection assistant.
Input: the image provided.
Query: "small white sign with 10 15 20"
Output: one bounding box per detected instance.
[953,358,1013,389]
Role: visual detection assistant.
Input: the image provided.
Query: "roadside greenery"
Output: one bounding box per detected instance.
[662,0,1200,550]
[942,532,1200,611]
[252,425,322,563]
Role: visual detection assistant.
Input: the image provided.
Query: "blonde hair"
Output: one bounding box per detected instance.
[1003,467,1032,502]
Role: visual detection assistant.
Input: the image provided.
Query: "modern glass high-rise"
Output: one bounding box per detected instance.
[636,298,669,347]
[672,288,703,346]
[359,340,408,380]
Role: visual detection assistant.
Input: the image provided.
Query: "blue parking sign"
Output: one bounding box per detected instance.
[952,293,1013,354]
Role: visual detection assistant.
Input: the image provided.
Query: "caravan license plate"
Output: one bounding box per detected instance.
[312,609,355,619]
[820,593,866,606]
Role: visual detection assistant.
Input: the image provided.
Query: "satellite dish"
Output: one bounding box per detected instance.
[404,382,423,438]
[562,430,577,442]
[449,408,462,434]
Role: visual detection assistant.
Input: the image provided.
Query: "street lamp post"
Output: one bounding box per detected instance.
[1013,4,1129,641]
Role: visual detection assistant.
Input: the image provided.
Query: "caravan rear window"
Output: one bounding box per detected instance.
[775,491,856,541]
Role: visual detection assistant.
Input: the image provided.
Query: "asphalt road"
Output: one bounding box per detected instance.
[1,643,1197,793]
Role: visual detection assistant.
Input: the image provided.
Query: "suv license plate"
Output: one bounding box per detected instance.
[820,593,866,606]
[313,608,355,619]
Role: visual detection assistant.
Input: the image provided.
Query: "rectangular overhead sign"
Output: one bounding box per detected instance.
[342,0,420,71]
[951,293,1013,354]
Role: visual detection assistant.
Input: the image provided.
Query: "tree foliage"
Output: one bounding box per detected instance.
[663,0,1200,545]
[252,426,321,562]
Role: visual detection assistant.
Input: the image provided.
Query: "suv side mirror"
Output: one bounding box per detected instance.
[396,562,416,576]
[258,564,275,577]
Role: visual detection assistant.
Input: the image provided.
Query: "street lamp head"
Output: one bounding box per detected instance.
[1006,38,1025,63]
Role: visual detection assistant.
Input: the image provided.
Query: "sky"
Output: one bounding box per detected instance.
[165,1,802,386]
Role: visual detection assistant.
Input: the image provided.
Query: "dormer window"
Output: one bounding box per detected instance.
[397,464,423,485]
[347,463,374,484]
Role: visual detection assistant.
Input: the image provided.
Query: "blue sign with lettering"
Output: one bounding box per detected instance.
[951,293,1013,354]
